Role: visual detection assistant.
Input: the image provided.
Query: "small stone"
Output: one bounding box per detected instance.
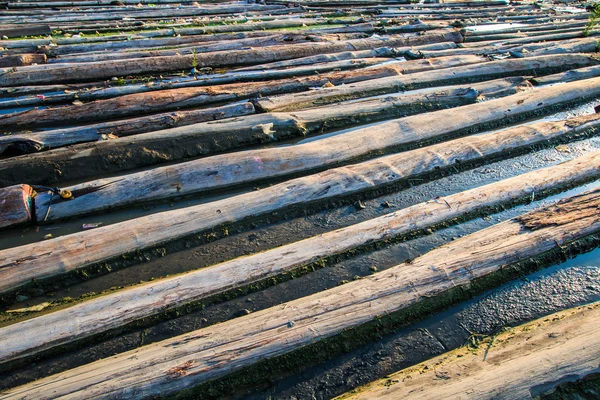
[369,266,378,273]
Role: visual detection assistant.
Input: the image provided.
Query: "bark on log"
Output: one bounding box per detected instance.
[0,54,46,68]
[0,55,486,129]
[0,184,33,230]
[530,65,600,86]
[3,186,600,399]
[0,77,527,184]
[0,30,464,86]
[254,54,600,112]
[0,24,51,38]
[336,303,600,400]
[2,149,600,365]
[0,112,598,294]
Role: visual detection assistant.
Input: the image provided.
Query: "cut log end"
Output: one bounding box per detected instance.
[0,184,34,230]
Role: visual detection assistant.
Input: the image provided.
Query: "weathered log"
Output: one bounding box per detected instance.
[0,76,524,155]
[29,80,600,222]
[459,30,587,49]
[0,184,33,230]
[0,55,487,129]
[0,30,464,86]
[0,54,46,68]
[1,112,598,294]
[255,54,599,111]
[337,303,600,400]
[3,186,599,399]
[0,102,256,155]
[2,149,600,365]
[530,65,600,86]
[510,37,600,57]
[0,24,51,38]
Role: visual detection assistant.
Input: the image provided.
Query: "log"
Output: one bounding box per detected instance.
[0,55,487,129]
[254,54,600,112]
[1,112,599,294]
[3,186,600,399]
[0,30,464,86]
[0,54,46,68]
[337,303,600,400]
[0,184,33,230]
[0,102,256,154]
[0,24,51,38]
[530,65,600,86]
[2,149,600,366]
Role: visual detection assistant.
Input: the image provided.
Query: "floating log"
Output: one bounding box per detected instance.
[337,303,600,400]
[0,55,486,129]
[530,65,600,86]
[0,30,464,86]
[3,186,600,399]
[0,184,34,230]
[0,54,47,68]
[2,149,600,366]
[1,111,599,294]
[254,54,600,112]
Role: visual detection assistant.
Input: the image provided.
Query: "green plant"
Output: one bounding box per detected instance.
[584,3,600,36]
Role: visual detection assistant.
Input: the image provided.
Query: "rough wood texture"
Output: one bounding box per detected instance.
[2,149,600,366]
[0,30,464,86]
[337,303,600,400]
[4,187,600,399]
[0,54,46,68]
[255,54,600,112]
[0,24,50,38]
[0,184,33,230]
[1,112,598,294]
[31,78,599,222]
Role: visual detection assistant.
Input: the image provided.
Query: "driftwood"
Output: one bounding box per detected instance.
[0,184,33,230]
[0,55,487,129]
[0,30,464,86]
[1,112,598,294]
[3,186,600,399]
[531,65,600,86]
[2,149,600,365]
[337,303,600,400]
[254,54,600,112]
[0,24,51,38]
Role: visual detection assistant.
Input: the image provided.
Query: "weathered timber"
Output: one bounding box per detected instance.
[2,149,600,366]
[0,54,46,68]
[254,54,600,112]
[0,24,50,38]
[337,303,600,400]
[531,65,600,86]
[0,30,464,86]
[0,77,528,182]
[0,184,33,230]
[1,112,599,294]
[0,55,487,129]
[3,187,600,399]
[0,102,256,155]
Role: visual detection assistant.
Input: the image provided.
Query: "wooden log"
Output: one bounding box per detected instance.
[1,112,598,294]
[0,54,46,68]
[0,30,464,86]
[530,65,600,86]
[0,76,525,155]
[254,54,600,112]
[0,24,51,38]
[0,102,256,155]
[0,55,486,129]
[2,149,600,366]
[510,37,600,57]
[336,303,600,400]
[459,30,587,49]
[29,79,600,222]
[0,184,33,230]
[3,186,600,399]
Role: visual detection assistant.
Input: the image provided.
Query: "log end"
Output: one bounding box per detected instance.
[0,184,34,230]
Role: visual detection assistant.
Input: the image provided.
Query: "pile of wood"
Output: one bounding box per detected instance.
[1,0,600,398]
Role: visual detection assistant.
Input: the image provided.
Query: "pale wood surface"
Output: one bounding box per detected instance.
[3,187,600,399]
[0,184,33,230]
